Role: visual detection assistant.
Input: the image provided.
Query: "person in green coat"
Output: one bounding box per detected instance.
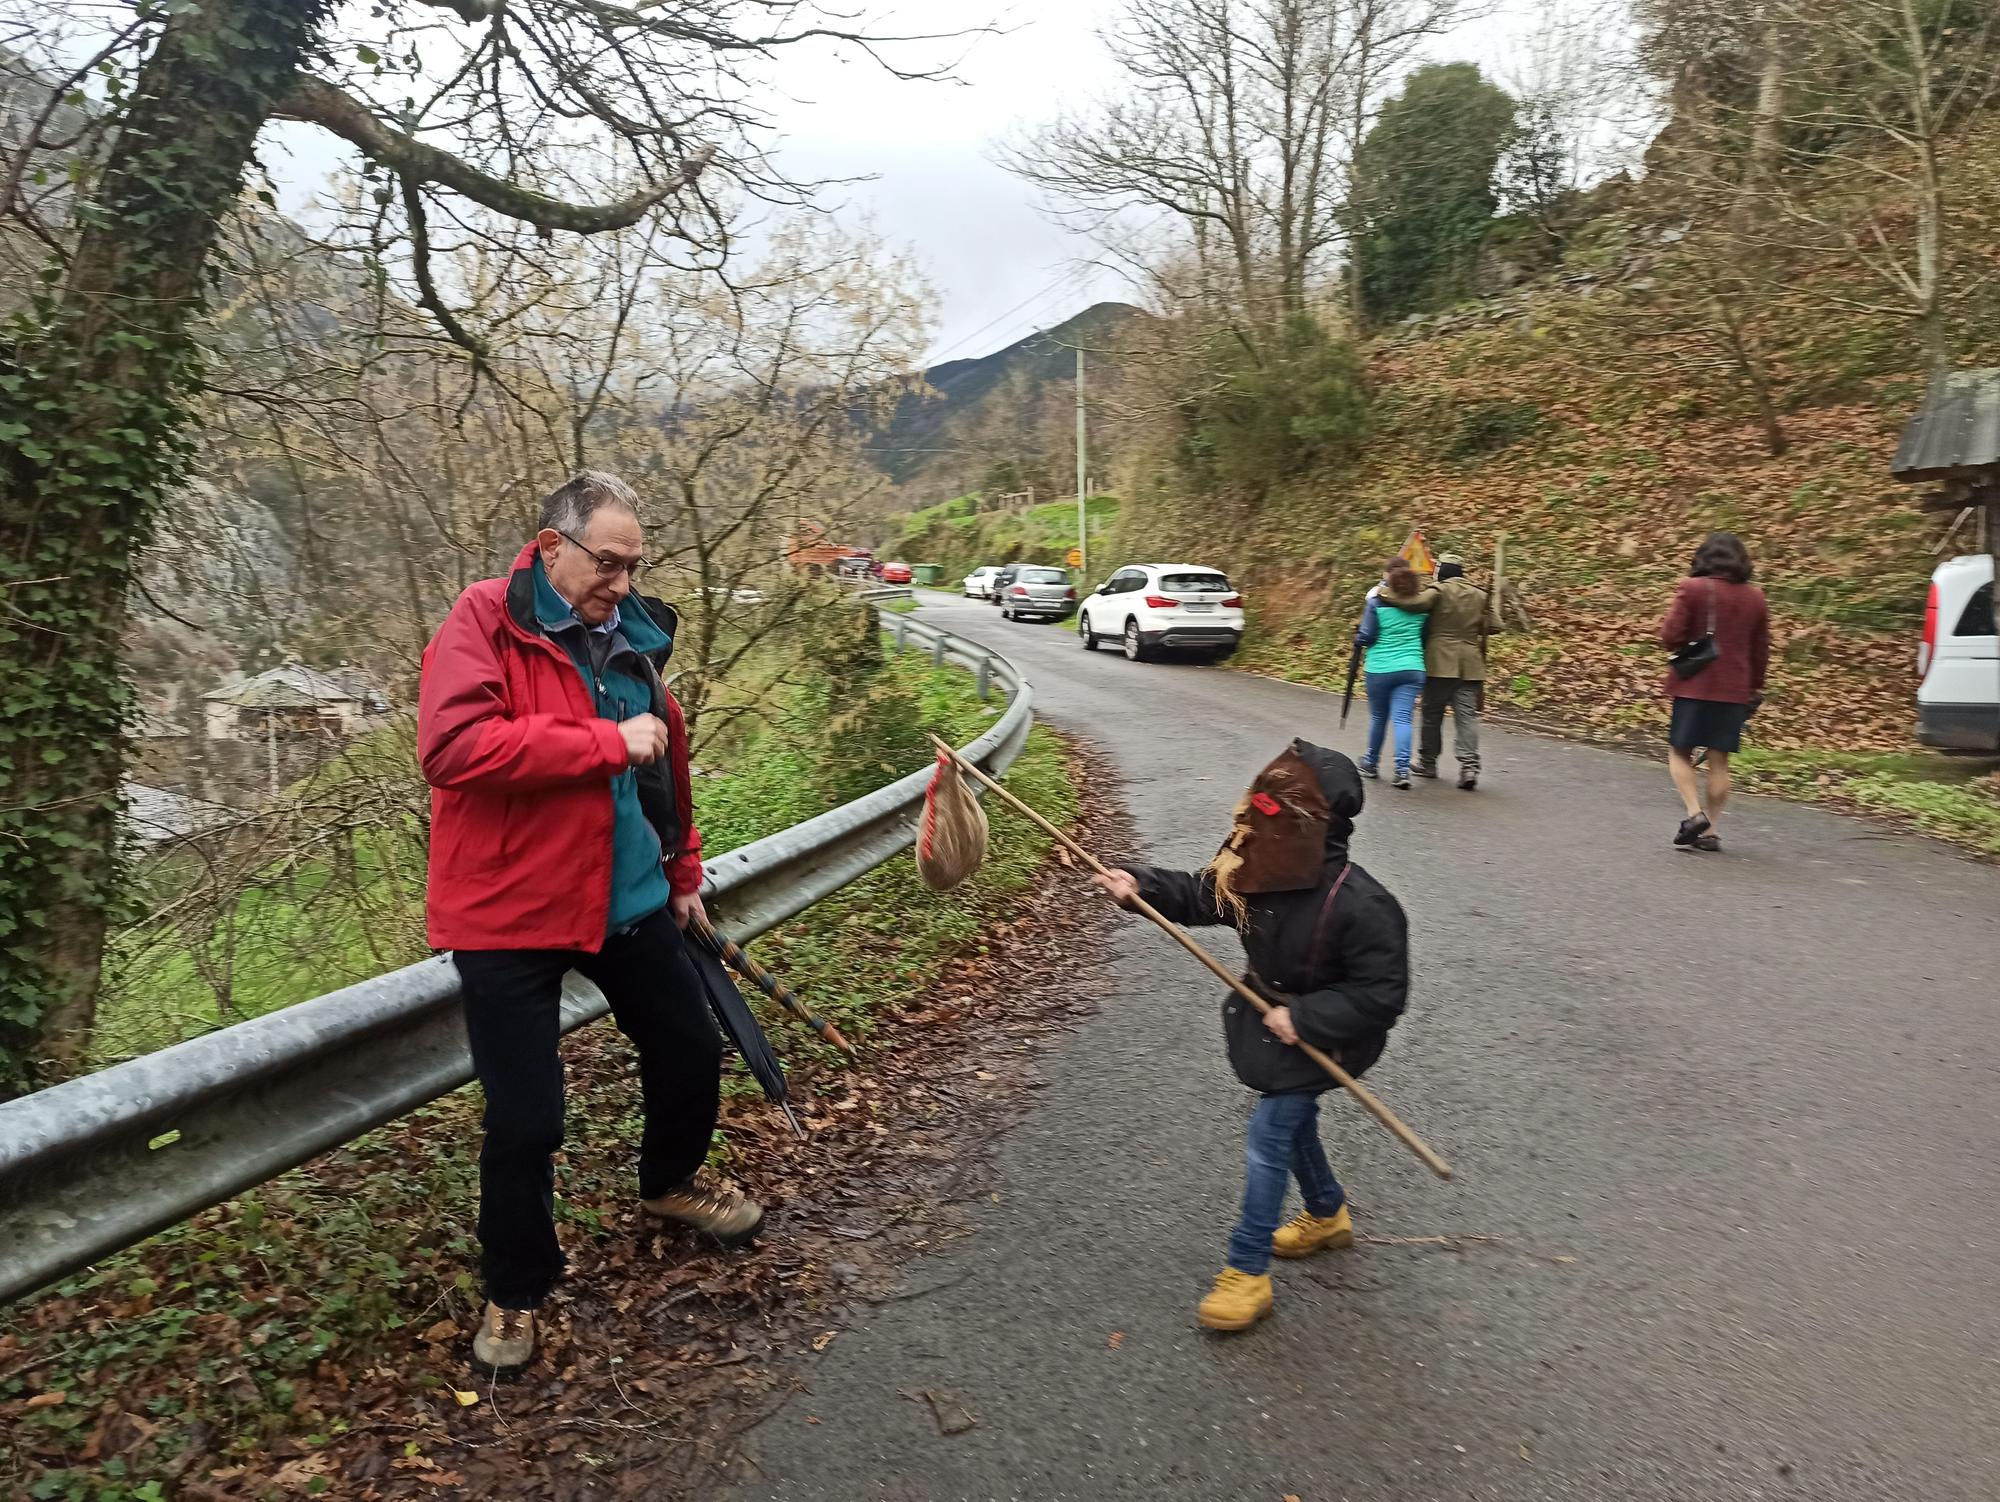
[1355,557,1437,788]
[1417,553,1505,791]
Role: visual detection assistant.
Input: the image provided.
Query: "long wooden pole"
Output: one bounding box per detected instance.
[931,737,1452,1180]
[691,918,856,1057]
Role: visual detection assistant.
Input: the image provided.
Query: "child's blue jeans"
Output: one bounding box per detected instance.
[1225,1091,1346,1276]
[1363,669,1425,776]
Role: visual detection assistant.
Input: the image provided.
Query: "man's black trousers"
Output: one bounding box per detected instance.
[453,907,720,1309]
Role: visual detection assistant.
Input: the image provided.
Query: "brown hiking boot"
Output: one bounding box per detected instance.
[1272,1205,1354,1259]
[641,1170,765,1245]
[472,1302,536,1375]
[1197,1268,1274,1331]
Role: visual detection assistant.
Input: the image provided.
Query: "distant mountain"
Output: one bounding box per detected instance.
[871,301,1149,490]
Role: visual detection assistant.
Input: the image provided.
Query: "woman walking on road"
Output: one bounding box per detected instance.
[1661,532,1770,852]
[1357,557,1437,789]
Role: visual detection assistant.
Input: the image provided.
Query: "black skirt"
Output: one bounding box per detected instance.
[1669,696,1750,753]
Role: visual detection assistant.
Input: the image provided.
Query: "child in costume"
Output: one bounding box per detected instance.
[1094,739,1410,1330]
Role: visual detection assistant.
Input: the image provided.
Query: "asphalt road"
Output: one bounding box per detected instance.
[727,591,2000,1502]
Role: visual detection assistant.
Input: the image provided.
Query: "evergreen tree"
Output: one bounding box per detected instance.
[1346,63,1518,325]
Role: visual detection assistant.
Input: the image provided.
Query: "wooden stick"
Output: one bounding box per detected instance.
[931,736,1453,1180]
[691,918,856,1057]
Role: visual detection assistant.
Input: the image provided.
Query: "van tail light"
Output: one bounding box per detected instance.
[1920,582,1939,677]
[1143,594,1179,608]
[1221,594,1244,608]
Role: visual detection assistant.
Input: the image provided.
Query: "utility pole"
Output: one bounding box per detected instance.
[1074,347,1088,578]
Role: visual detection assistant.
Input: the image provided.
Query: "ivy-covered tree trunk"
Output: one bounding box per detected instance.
[0,0,328,1094]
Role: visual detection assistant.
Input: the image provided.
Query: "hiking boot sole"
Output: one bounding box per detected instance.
[1198,1300,1274,1332]
[643,1205,766,1247]
[1272,1230,1355,1259]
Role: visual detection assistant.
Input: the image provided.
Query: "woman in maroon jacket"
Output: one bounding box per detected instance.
[1659,532,1770,852]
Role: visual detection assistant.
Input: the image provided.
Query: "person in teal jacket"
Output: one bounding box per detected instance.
[1355,557,1438,788]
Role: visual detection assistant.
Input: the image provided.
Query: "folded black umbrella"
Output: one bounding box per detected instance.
[686,935,803,1140]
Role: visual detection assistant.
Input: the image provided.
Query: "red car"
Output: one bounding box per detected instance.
[880,561,913,584]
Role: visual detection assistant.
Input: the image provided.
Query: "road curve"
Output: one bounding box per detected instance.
[726,590,2000,1502]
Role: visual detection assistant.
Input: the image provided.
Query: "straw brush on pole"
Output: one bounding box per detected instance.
[925,735,1452,1181]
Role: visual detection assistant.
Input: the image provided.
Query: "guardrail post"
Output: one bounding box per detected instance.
[892,620,907,653]
[976,655,993,700]
[932,634,946,668]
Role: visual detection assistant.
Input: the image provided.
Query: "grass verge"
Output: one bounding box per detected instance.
[1731,747,2000,857]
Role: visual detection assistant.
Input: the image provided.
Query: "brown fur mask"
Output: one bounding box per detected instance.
[1205,746,1331,925]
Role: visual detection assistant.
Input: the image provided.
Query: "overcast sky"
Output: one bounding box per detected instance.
[756,0,1621,363]
[264,1,1626,369]
[758,0,1135,366]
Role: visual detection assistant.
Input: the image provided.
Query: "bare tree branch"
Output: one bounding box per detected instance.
[276,75,715,232]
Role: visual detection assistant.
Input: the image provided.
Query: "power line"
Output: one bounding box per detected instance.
[921,263,1102,369]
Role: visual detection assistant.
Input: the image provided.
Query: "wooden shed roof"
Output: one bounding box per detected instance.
[1892,367,2000,484]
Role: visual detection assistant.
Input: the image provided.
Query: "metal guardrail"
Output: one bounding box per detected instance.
[0,614,1032,1306]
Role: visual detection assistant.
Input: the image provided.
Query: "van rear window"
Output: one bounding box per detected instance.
[1956,583,1995,636]
[1162,573,1230,593]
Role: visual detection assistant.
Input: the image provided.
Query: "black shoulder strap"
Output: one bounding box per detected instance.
[1307,863,1355,984]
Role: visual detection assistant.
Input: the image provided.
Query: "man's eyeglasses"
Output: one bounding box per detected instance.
[559,530,652,581]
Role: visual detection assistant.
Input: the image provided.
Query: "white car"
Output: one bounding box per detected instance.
[963,565,1001,599]
[1918,553,1998,750]
[1077,563,1245,662]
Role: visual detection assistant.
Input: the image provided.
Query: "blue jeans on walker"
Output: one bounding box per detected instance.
[1226,1092,1346,1276]
[1363,669,1425,776]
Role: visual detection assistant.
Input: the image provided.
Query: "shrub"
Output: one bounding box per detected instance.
[1446,398,1544,458]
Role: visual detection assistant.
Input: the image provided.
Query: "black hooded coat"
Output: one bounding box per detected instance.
[1129,742,1410,1096]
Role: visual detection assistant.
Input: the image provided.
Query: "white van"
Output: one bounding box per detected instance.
[1918,553,1998,750]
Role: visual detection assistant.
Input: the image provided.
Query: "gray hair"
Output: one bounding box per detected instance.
[538,470,640,535]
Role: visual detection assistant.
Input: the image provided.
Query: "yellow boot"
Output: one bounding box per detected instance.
[1197,1268,1274,1331]
[1272,1205,1354,1259]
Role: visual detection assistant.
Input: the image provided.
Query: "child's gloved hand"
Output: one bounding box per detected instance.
[1093,869,1141,908]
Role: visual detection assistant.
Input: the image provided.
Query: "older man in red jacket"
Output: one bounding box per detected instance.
[419,471,760,1375]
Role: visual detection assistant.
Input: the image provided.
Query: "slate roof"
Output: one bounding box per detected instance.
[202,663,372,710]
[1891,368,2000,484]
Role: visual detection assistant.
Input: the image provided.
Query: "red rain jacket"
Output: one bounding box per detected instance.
[418,542,703,952]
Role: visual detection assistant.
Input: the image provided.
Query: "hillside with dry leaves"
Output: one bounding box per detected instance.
[1111,119,2000,758]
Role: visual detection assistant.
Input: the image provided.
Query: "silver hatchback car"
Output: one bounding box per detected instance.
[998,564,1079,622]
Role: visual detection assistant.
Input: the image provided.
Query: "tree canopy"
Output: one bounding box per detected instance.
[1346,62,1517,325]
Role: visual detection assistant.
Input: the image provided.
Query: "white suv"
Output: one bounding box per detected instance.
[1918,553,1998,750]
[1078,563,1245,662]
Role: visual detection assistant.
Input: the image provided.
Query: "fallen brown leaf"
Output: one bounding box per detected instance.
[909,1387,977,1436]
[23,1392,66,1410]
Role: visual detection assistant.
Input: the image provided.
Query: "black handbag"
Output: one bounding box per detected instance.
[1669,581,1720,680]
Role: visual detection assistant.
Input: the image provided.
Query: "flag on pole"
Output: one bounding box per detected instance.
[1399,529,1435,576]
